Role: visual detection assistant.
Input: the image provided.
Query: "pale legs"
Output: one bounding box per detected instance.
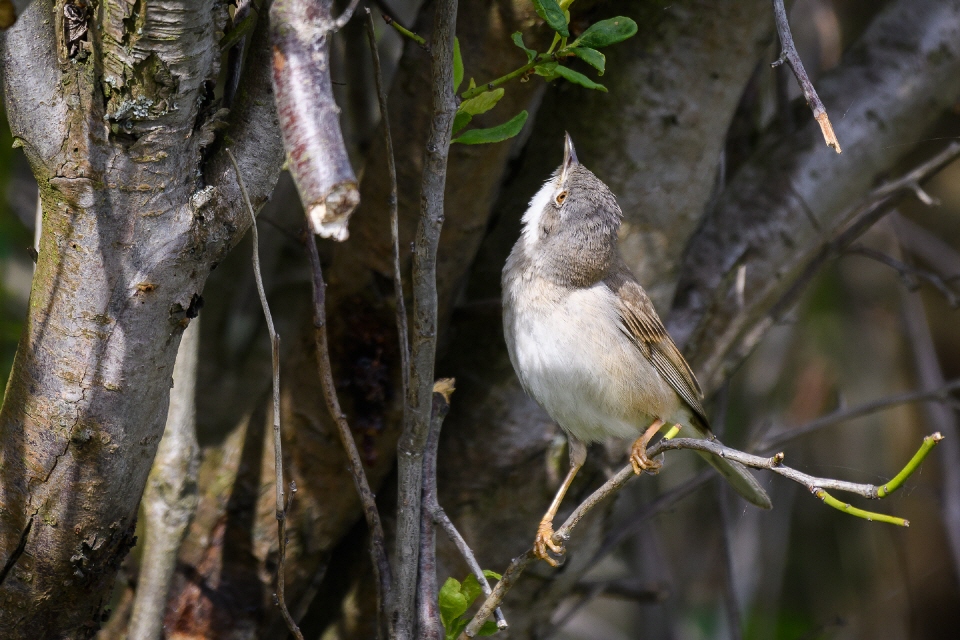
[534,437,587,566]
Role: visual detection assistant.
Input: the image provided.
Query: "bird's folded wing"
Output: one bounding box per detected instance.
[607,274,709,426]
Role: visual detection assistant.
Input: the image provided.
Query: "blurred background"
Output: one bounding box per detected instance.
[3,0,960,638]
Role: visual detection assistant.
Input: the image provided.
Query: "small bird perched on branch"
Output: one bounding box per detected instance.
[502,134,772,566]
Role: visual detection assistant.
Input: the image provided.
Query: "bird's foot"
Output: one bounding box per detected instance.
[630,442,662,475]
[534,519,564,567]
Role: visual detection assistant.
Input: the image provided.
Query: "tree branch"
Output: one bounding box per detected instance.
[305,234,393,636]
[461,432,942,635]
[759,378,960,452]
[228,148,302,640]
[270,0,360,239]
[394,0,458,637]
[364,7,411,405]
[771,0,840,152]
[127,319,201,640]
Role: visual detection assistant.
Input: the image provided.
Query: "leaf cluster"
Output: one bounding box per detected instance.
[438,571,502,639]
[451,1,637,145]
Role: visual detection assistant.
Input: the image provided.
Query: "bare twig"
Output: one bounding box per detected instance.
[394,0,459,637]
[768,143,960,324]
[759,378,960,452]
[128,319,201,640]
[770,0,840,152]
[365,7,411,402]
[305,235,393,637]
[421,380,507,631]
[900,288,960,581]
[418,381,454,640]
[461,432,942,635]
[270,0,360,239]
[227,149,302,640]
[846,244,960,308]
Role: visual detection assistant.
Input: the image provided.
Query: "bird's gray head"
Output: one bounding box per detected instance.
[519,133,623,287]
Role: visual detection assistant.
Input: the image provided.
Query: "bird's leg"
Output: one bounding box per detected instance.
[535,436,587,566]
[630,418,665,474]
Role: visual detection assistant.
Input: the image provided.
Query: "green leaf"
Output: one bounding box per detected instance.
[439,578,469,631]
[478,620,501,636]
[572,16,638,49]
[460,574,483,606]
[483,569,502,581]
[453,37,464,93]
[459,88,505,116]
[534,61,559,81]
[447,619,470,640]
[452,111,473,135]
[532,0,569,37]
[511,32,537,63]
[554,65,607,91]
[452,110,529,145]
[571,47,605,74]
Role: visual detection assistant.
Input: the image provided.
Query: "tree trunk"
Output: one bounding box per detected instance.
[0,2,282,635]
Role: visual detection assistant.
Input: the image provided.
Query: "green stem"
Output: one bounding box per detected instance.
[877,431,943,497]
[815,490,909,526]
[460,60,538,100]
[384,14,428,48]
[460,48,577,101]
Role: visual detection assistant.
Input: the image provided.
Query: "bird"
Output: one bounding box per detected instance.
[502,133,771,566]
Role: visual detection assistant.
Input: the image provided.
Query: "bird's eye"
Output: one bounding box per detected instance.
[555,191,568,205]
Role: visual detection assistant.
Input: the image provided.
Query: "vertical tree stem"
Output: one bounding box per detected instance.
[127,319,201,640]
[394,0,459,637]
[227,149,303,640]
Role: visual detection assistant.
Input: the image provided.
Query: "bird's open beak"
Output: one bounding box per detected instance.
[560,132,579,183]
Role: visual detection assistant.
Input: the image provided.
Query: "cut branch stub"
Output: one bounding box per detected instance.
[270,0,359,240]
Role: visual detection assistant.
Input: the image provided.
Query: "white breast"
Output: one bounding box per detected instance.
[503,278,679,443]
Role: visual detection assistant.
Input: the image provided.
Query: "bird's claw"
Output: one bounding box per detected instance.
[534,520,564,566]
[630,449,662,475]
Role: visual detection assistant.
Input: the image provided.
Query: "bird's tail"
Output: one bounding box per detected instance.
[685,420,772,509]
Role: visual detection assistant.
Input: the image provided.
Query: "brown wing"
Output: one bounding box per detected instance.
[606,271,709,428]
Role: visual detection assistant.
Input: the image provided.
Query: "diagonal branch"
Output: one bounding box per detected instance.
[771,0,840,152]
[306,234,393,636]
[460,432,942,636]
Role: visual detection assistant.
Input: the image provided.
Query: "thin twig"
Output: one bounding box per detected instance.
[365,7,411,404]
[394,0,458,637]
[227,148,303,640]
[418,381,454,640]
[461,432,942,635]
[421,381,507,631]
[770,0,840,153]
[382,11,428,49]
[305,235,393,637]
[758,378,960,452]
[769,142,960,324]
[846,244,960,308]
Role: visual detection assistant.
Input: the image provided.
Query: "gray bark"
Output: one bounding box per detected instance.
[0,2,282,635]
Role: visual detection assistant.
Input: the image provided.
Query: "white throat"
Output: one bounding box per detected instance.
[521,178,557,253]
